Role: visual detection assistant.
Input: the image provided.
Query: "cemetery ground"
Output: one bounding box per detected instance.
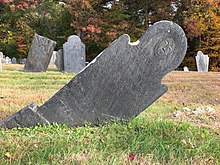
[0,64,219,165]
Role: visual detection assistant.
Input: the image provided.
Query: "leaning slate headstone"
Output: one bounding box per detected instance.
[12,57,17,64]
[195,51,209,72]
[55,49,64,71]
[63,35,86,73]
[24,34,56,72]
[0,21,187,128]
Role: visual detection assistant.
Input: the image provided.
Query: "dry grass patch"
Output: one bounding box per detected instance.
[0,65,220,164]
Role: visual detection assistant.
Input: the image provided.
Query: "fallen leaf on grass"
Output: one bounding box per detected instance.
[5,152,13,159]
[201,133,205,139]
[181,139,187,145]
[128,154,135,161]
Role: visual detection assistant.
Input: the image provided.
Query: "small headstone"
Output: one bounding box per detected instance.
[55,49,64,71]
[20,58,27,64]
[195,51,209,72]
[63,35,86,73]
[183,66,189,72]
[24,34,57,72]
[5,56,11,64]
[12,57,17,64]
[0,21,187,128]
[0,52,3,59]
[1,58,6,64]
[49,51,57,66]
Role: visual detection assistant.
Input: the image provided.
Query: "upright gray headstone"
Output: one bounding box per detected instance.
[0,21,187,128]
[49,51,57,66]
[55,49,64,71]
[63,35,86,73]
[195,51,209,72]
[12,57,17,64]
[24,34,57,72]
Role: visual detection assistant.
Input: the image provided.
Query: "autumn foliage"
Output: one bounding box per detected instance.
[183,0,220,71]
[0,0,220,71]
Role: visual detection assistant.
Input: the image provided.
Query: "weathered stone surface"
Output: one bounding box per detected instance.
[12,57,17,64]
[5,56,11,64]
[195,51,209,72]
[0,103,49,128]
[1,58,6,64]
[24,34,57,72]
[55,49,64,71]
[49,51,57,66]
[0,21,187,128]
[63,35,86,73]
[20,58,27,64]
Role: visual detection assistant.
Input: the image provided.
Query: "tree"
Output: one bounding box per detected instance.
[66,0,131,60]
[0,0,74,58]
[122,0,179,28]
[200,1,220,71]
[0,0,34,58]
[182,0,220,71]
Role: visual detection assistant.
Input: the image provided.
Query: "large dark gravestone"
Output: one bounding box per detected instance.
[24,34,56,72]
[0,21,187,128]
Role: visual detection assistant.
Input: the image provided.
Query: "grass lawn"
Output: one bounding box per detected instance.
[0,64,220,164]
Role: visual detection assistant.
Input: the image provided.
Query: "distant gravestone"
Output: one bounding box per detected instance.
[0,52,3,59]
[5,56,11,64]
[0,21,187,128]
[195,51,209,72]
[63,35,86,73]
[20,58,27,64]
[49,51,57,66]
[12,57,17,64]
[24,34,56,72]
[55,49,64,71]
[1,58,6,64]
[183,66,189,72]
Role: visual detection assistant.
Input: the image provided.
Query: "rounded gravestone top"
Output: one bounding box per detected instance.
[67,35,81,43]
[197,51,204,56]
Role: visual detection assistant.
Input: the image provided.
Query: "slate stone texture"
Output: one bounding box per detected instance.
[0,21,187,128]
[24,34,56,72]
